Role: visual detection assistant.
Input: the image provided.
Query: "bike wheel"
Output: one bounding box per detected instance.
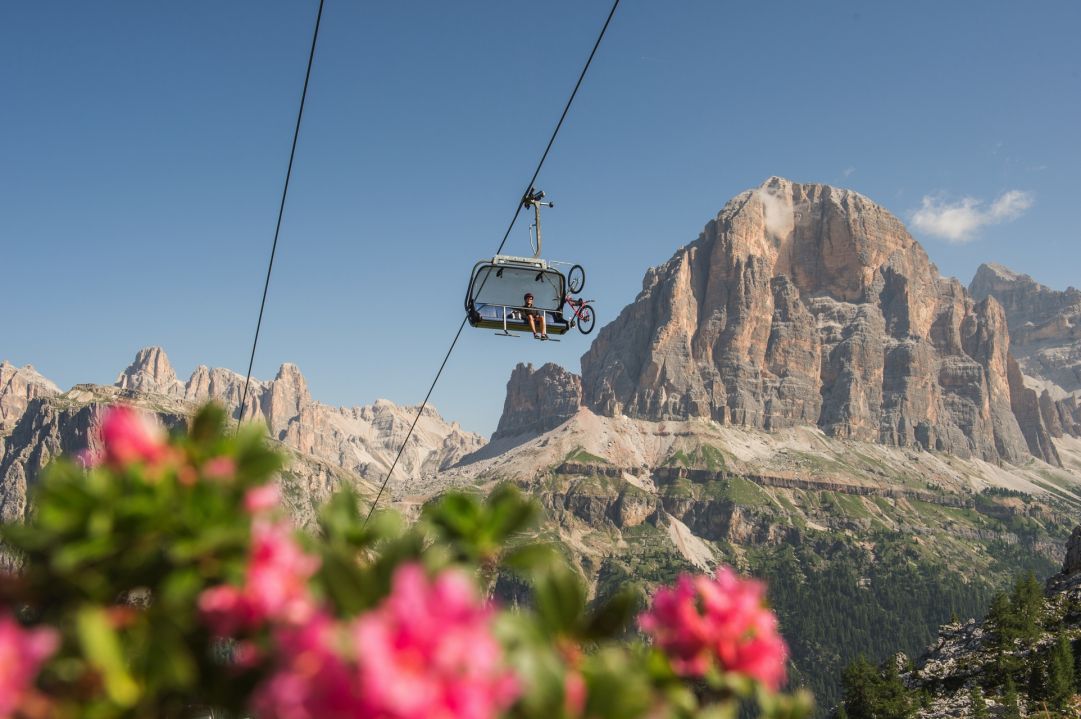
[577,306,596,334]
[567,264,586,294]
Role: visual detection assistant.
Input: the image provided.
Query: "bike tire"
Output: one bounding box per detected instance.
[567,264,586,294]
[577,306,596,334]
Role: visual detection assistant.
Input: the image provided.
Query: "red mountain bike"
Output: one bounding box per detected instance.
[563,295,596,334]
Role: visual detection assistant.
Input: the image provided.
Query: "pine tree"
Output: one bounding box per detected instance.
[1002,677,1022,719]
[877,660,914,719]
[969,686,989,719]
[842,655,879,719]
[989,591,1018,649]
[1046,634,1076,710]
[1011,572,1044,640]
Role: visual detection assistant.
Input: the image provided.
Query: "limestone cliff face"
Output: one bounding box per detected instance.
[115,346,183,396]
[970,263,1081,387]
[0,362,59,433]
[0,391,188,523]
[581,178,1031,463]
[492,363,582,440]
[970,263,1081,444]
[281,399,484,481]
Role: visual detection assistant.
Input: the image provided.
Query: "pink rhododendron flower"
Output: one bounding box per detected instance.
[204,456,237,481]
[352,563,519,719]
[244,484,281,514]
[563,671,587,717]
[250,613,356,719]
[200,520,320,635]
[98,406,169,469]
[0,612,59,718]
[639,566,788,690]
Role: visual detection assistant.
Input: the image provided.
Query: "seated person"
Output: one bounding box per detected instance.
[522,292,547,340]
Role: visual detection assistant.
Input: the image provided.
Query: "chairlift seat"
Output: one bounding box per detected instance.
[465,255,570,336]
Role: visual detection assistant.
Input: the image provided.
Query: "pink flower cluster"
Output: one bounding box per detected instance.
[251,564,519,719]
[83,406,170,469]
[639,566,788,690]
[0,611,59,719]
[199,519,321,635]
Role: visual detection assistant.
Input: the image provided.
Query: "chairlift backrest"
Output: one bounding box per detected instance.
[466,256,565,312]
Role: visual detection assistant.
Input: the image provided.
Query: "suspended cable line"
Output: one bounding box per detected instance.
[364,0,621,523]
[238,0,326,424]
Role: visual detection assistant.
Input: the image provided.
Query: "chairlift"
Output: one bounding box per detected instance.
[464,189,593,339]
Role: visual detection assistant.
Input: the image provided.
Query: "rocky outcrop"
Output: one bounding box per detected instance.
[970,263,1081,448]
[1061,525,1081,576]
[581,178,1032,463]
[492,363,582,440]
[0,393,187,522]
[184,365,265,424]
[0,362,60,433]
[1006,357,1060,465]
[115,346,183,396]
[969,264,1081,380]
[281,399,484,481]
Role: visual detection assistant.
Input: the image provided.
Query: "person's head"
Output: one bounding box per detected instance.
[524,293,534,305]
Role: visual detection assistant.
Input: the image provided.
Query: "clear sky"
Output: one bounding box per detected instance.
[3,1,1079,437]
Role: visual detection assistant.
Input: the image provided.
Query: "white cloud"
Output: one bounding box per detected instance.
[753,187,793,238]
[909,189,1033,243]
[842,166,855,178]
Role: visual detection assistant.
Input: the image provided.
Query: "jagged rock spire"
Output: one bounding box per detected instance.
[115,346,181,396]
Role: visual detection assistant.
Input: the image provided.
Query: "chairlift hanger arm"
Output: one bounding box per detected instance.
[522,188,554,258]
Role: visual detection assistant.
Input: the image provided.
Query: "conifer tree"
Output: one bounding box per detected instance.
[989,591,1018,648]
[877,659,914,719]
[1003,677,1022,719]
[1046,634,1076,710]
[1011,572,1044,640]
[841,656,879,719]
[969,685,989,719]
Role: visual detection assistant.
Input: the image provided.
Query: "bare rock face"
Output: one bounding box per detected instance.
[0,394,187,523]
[970,264,1081,389]
[493,363,582,440]
[0,361,60,433]
[1064,526,1081,576]
[115,346,182,396]
[281,399,484,481]
[581,178,1031,463]
[970,263,1081,446]
[1006,357,1060,465]
[260,364,311,439]
[184,365,264,423]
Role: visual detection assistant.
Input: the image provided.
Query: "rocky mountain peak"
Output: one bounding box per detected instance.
[492,363,582,441]
[0,361,61,433]
[579,178,1037,463]
[115,346,181,396]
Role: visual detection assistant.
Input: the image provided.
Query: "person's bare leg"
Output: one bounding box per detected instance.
[528,315,540,338]
[540,314,548,339]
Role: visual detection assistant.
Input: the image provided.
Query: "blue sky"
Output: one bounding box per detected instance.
[3,1,1079,437]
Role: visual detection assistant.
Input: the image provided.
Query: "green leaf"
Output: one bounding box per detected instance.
[533,565,586,636]
[502,543,561,573]
[189,403,227,444]
[318,550,371,616]
[581,586,642,640]
[76,605,140,707]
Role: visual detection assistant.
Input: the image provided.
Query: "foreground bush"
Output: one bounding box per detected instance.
[0,404,812,719]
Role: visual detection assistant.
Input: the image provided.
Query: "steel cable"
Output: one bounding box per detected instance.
[363,0,621,523]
